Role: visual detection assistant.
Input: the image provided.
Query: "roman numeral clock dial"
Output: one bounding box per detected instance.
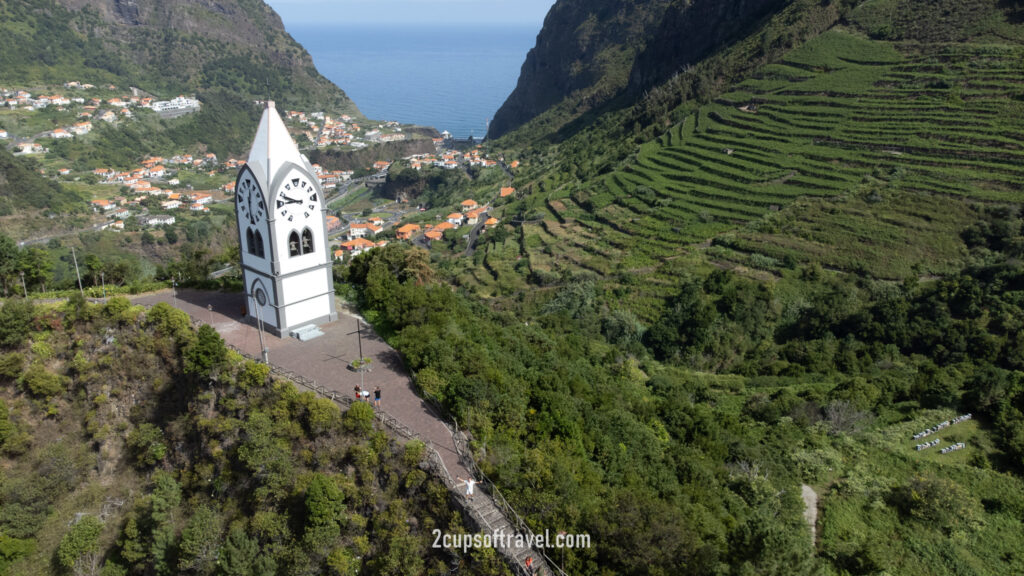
[277,177,318,222]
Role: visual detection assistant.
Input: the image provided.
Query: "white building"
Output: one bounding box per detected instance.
[235,101,336,336]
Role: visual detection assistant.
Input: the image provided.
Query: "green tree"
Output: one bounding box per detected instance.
[149,472,183,576]
[126,423,167,468]
[178,505,222,574]
[343,402,374,435]
[237,413,294,501]
[183,324,227,376]
[57,515,103,576]
[0,299,34,348]
[117,516,147,570]
[0,232,19,296]
[19,247,51,292]
[304,396,341,437]
[218,524,259,576]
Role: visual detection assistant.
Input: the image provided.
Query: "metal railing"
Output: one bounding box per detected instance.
[145,302,561,574]
[226,343,457,492]
[451,421,569,576]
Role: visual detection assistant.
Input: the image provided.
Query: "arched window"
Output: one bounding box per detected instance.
[254,230,265,258]
[246,229,255,255]
[289,231,301,257]
[301,228,314,254]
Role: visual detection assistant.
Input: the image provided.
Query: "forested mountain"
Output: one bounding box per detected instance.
[0,0,357,116]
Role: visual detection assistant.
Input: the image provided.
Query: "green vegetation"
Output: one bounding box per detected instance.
[0,0,357,116]
[333,1,1024,574]
[0,148,85,216]
[344,199,1024,573]
[0,298,508,576]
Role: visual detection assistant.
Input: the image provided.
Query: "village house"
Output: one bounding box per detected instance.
[485,217,500,229]
[0,130,8,139]
[396,223,420,240]
[17,142,44,154]
[500,186,516,197]
[190,203,209,212]
[446,212,465,227]
[337,237,378,256]
[347,222,383,240]
[435,221,456,233]
[50,128,72,139]
[326,215,342,232]
[424,230,443,241]
[91,199,116,212]
[189,192,213,205]
[460,199,479,212]
[144,215,175,226]
[161,200,181,210]
[368,217,385,227]
[465,209,484,226]
[58,168,71,176]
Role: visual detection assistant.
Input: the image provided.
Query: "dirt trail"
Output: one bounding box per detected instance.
[802,484,818,545]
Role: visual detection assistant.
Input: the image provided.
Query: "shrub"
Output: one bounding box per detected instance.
[21,363,66,398]
[343,402,374,435]
[0,299,34,349]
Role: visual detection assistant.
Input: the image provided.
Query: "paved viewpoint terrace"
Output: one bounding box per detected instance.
[133,289,471,481]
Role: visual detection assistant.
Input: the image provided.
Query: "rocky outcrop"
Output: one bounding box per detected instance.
[487,0,672,140]
[487,0,790,141]
[629,0,789,94]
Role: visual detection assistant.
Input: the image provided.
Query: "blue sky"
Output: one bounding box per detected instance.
[265,0,556,26]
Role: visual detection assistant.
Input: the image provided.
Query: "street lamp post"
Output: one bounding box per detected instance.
[19,271,27,297]
[251,293,268,364]
[172,280,177,308]
[100,272,106,301]
[207,304,213,325]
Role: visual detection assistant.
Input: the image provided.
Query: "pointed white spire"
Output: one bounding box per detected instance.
[247,101,306,186]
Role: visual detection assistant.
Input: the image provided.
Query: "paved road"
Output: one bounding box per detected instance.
[131,289,471,481]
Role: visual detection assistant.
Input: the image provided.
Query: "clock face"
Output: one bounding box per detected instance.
[236,176,266,225]
[276,175,319,223]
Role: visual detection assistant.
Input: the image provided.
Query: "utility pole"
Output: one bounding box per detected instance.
[172,279,177,308]
[71,246,84,298]
[252,294,268,364]
[100,272,106,301]
[356,318,363,363]
[207,304,213,325]
[19,271,26,297]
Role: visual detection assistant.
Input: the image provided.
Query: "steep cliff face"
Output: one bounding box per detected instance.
[487,0,794,141]
[628,0,789,94]
[486,0,672,140]
[0,0,358,114]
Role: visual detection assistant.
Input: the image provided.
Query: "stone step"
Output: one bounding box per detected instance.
[289,324,324,341]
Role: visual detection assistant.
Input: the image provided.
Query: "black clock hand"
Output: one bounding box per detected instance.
[277,195,303,208]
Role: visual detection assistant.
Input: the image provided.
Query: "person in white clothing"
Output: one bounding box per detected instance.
[456,476,477,500]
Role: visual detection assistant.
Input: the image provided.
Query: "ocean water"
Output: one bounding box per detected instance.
[289,24,538,139]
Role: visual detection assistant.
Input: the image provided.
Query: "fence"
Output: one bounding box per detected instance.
[452,421,569,576]
[226,343,566,576]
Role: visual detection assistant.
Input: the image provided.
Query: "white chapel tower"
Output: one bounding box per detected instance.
[235,101,337,336]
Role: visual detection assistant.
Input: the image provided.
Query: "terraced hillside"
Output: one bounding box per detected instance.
[470,26,1024,310]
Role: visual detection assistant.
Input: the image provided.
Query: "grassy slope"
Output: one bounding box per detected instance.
[468,0,1023,313]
